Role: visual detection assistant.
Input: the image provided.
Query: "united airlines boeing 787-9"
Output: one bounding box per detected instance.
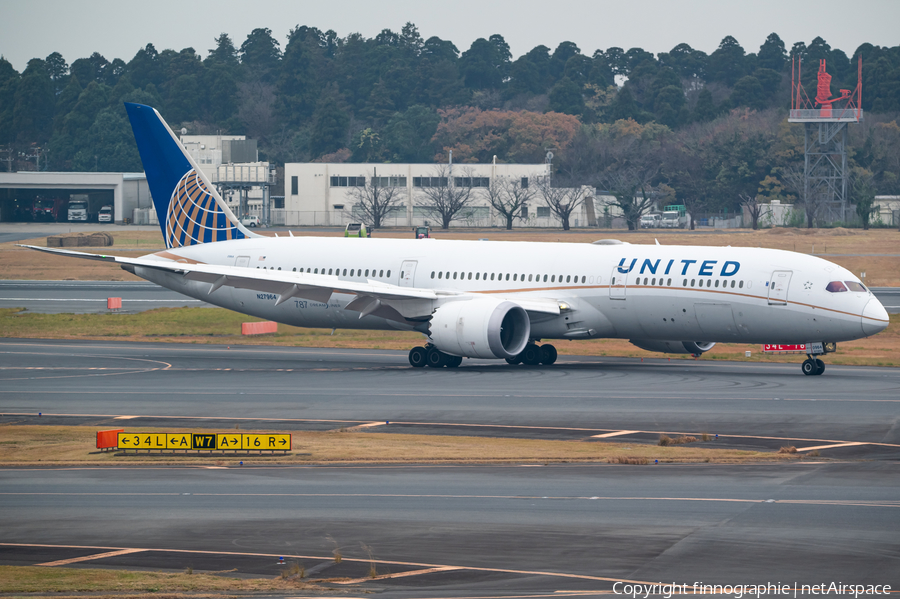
[21,103,890,375]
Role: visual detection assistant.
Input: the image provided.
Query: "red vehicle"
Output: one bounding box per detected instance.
[32,197,66,222]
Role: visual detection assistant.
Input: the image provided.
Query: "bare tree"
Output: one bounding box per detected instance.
[781,165,828,228]
[485,176,536,230]
[237,80,278,143]
[739,193,771,230]
[535,176,589,231]
[596,165,659,231]
[416,165,476,229]
[347,168,406,229]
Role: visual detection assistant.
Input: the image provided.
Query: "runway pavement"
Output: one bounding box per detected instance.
[1,339,898,594]
[0,280,212,313]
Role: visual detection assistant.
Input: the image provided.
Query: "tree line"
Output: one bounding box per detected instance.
[0,25,898,224]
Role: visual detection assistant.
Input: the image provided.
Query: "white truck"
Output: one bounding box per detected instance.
[660,210,688,229]
[67,196,89,221]
[98,206,113,223]
[640,213,661,228]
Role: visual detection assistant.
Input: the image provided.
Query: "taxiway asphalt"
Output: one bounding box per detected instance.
[1,339,898,595]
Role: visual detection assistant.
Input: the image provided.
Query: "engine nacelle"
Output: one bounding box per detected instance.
[429,298,530,359]
[630,339,716,356]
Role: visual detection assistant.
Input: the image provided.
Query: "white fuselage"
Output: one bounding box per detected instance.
[133,237,888,346]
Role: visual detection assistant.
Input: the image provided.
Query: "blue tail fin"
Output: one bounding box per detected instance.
[125,103,255,248]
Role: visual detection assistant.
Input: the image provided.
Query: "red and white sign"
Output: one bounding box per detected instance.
[762,344,806,352]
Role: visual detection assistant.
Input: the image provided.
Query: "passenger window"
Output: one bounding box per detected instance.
[567,275,571,283]
[707,279,712,287]
[582,276,586,283]
[691,279,695,287]
[528,274,533,282]
[513,274,518,281]
[551,275,556,283]
[379,270,384,277]
[343,269,347,276]
[612,276,616,285]
[491,273,495,281]
[844,281,867,292]
[506,274,510,281]
[651,277,656,285]
[453,272,457,280]
[386,270,390,277]
[438,272,443,279]
[543,275,548,282]
[739,280,743,288]
[715,280,719,288]
[365,269,369,276]
[667,278,671,286]
[314,268,318,274]
[292,267,296,272]
[430,271,434,279]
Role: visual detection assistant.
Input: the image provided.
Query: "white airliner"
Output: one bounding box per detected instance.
[22,103,890,376]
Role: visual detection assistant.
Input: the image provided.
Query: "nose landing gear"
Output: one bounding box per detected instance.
[801,355,825,376]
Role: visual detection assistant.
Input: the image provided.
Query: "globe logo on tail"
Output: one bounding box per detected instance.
[165,169,245,248]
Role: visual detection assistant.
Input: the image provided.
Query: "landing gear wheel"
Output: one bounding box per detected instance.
[426,347,448,368]
[540,344,558,365]
[521,344,542,366]
[801,358,817,376]
[815,358,825,375]
[408,346,427,368]
[446,355,463,368]
[505,354,523,365]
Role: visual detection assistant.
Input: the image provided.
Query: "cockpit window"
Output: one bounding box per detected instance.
[845,281,867,292]
[825,281,848,293]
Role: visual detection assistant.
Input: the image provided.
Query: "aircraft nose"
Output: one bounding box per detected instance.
[861,298,890,337]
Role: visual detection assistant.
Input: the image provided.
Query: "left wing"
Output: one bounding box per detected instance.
[19,245,560,320]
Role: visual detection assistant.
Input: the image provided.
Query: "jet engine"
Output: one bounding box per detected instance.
[629,339,716,356]
[429,298,530,359]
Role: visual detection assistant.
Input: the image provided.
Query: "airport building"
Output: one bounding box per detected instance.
[179,134,276,223]
[281,162,616,228]
[0,171,150,224]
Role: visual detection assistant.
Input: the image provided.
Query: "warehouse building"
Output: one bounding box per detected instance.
[280,162,608,228]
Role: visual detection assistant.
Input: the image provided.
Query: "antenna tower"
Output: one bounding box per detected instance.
[789,55,863,222]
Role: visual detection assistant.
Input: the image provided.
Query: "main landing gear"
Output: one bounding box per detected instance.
[506,343,557,366]
[801,355,825,376]
[408,345,462,368]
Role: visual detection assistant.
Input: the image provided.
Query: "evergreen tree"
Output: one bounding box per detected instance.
[239,28,281,82]
[309,84,349,157]
[757,33,787,72]
[708,36,748,86]
[0,57,20,144]
[548,76,584,115]
[13,58,55,142]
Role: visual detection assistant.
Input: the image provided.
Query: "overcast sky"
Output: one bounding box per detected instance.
[2,0,898,72]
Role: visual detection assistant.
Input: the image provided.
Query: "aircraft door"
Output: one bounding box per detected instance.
[399,260,417,287]
[609,265,627,299]
[768,270,792,305]
[235,256,250,267]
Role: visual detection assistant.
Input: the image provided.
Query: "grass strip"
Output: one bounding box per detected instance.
[2,307,898,366]
[0,425,792,466]
[0,565,317,594]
